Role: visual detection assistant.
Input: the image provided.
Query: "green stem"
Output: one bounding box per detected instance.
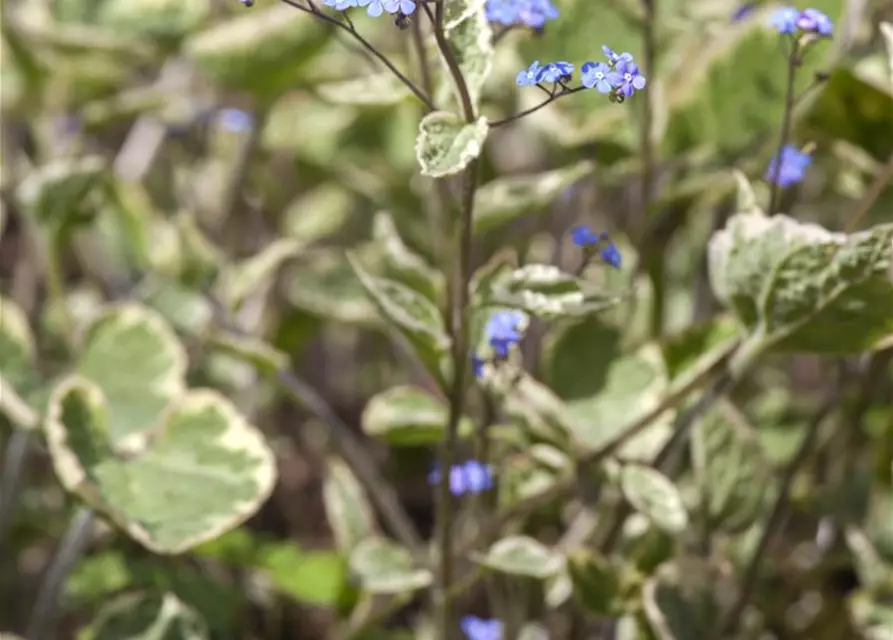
[428,2,479,637]
[767,39,800,216]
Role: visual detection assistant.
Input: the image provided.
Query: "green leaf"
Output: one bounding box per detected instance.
[323,457,376,553]
[373,212,444,304]
[213,238,300,312]
[567,550,621,615]
[349,537,432,595]
[260,543,346,606]
[496,372,581,446]
[691,400,770,534]
[443,0,486,29]
[0,295,42,429]
[481,263,622,320]
[441,3,493,109]
[16,156,106,226]
[135,277,214,336]
[76,305,187,444]
[316,72,410,106]
[95,0,210,39]
[475,536,564,579]
[282,183,352,244]
[184,5,328,99]
[362,385,472,446]
[849,584,893,640]
[473,161,593,234]
[546,317,674,460]
[348,253,450,381]
[882,23,893,89]
[844,527,893,590]
[620,464,689,535]
[45,379,277,554]
[76,592,208,640]
[663,0,845,154]
[415,112,488,178]
[709,214,893,354]
[206,331,289,376]
[643,560,729,640]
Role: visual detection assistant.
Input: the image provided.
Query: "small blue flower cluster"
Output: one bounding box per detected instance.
[471,309,528,378]
[486,0,559,29]
[517,46,647,102]
[571,225,622,269]
[765,144,812,187]
[461,616,503,640]
[731,3,756,22]
[770,7,833,36]
[322,0,416,17]
[429,461,494,496]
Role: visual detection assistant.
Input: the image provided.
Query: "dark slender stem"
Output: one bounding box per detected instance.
[844,152,893,232]
[28,508,94,640]
[720,392,839,635]
[429,1,479,636]
[489,86,586,127]
[279,0,436,111]
[767,39,801,216]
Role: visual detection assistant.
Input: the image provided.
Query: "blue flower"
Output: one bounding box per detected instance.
[485,310,527,357]
[615,59,647,97]
[429,462,494,496]
[731,3,756,22]
[600,242,622,269]
[765,144,812,187]
[571,225,602,247]
[217,108,253,132]
[770,7,800,34]
[461,616,503,640]
[486,0,558,29]
[538,61,574,83]
[471,354,485,378]
[797,7,833,35]
[363,0,384,16]
[382,0,416,14]
[601,45,633,66]
[581,61,620,94]
[516,60,543,86]
[324,0,358,10]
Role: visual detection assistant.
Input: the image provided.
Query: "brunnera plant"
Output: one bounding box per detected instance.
[0,0,892,639]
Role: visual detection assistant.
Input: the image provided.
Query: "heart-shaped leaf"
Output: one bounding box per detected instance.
[76,305,187,445]
[473,161,593,235]
[620,464,689,535]
[476,536,564,579]
[77,591,209,640]
[440,3,493,109]
[546,317,674,461]
[349,537,432,594]
[348,253,450,382]
[691,400,770,534]
[45,379,276,554]
[0,295,42,429]
[323,457,376,553]
[709,213,893,354]
[362,385,472,446]
[415,111,488,178]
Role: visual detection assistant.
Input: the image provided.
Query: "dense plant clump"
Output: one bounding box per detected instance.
[1,0,892,639]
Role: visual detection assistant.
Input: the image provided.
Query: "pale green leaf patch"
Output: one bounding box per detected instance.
[475,535,564,579]
[316,72,410,106]
[76,304,187,445]
[415,111,488,178]
[45,379,276,554]
[76,591,209,640]
[16,155,106,225]
[362,385,473,446]
[214,238,301,312]
[95,0,210,39]
[442,4,493,109]
[323,457,377,554]
[443,0,487,30]
[373,212,444,304]
[620,464,689,535]
[349,537,433,595]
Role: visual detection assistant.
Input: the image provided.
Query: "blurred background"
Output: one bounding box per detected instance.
[1,0,892,638]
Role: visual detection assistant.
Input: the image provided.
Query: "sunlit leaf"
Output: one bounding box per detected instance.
[475,536,564,579]
[362,385,472,446]
[214,238,300,312]
[373,212,444,304]
[415,111,488,178]
[323,457,376,553]
[316,72,410,106]
[349,537,432,594]
[259,543,346,606]
[441,3,493,109]
[0,295,41,429]
[620,464,689,535]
